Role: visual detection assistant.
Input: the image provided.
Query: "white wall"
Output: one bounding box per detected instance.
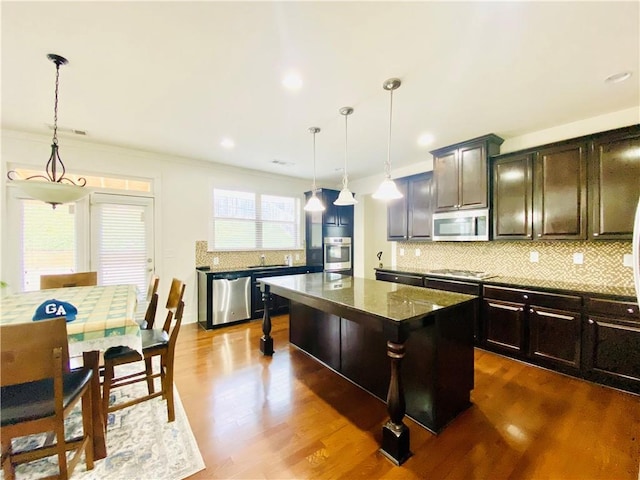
[1,129,313,323]
[349,107,639,273]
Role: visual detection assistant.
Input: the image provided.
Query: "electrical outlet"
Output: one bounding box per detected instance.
[623,253,633,267]
[295,254,300,261]
[213,257,219,265]
[529,251,539,263]
[415,248,421,257]
[573,252,584,265]
[400,248,405,256]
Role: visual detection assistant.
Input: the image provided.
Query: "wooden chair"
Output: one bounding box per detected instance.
[166,278,186,315]
[40,271,98,289]
[136,274,160,329]
[102,299,185,423]
[0,318,94,480]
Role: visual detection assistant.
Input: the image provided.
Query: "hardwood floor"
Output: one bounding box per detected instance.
[174,315,640,479]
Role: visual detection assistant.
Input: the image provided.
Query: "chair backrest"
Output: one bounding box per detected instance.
[165,278,185,312]
[146,274,160,302]
[41,272,98,289]
[164,300,184,356]
[0,317,70,386]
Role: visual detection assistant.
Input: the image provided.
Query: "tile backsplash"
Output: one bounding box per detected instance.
[196,241,306,269]
[394,240,634,287]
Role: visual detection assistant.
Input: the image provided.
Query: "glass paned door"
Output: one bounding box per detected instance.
[90,194,154,305]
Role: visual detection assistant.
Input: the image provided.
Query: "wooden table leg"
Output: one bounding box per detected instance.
[260,284,274,356]
[380,340,412,465]
[82,351,107,460]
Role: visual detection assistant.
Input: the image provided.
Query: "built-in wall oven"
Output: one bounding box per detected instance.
[324,237,352,272]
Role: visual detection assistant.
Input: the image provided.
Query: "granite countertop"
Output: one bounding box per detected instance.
[375,267,636,300]
[259,272,476,323]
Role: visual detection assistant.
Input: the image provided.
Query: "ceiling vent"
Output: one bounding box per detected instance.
[271,159,294,166]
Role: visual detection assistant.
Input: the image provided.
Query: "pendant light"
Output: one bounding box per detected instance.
[7,54,89,209]
[372,78,404,201]
[334,106,358,206]
[304,127,325,212]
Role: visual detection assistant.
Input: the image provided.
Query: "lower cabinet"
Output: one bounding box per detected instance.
[289,302,341,371]
[375,270,424,286]
[482,286,582,373]
[583,298,640,393]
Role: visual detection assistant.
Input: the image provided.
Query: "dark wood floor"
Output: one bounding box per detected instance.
[174,315,640,480]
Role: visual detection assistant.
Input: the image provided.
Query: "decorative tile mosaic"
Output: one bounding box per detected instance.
[394,240,634,288]
[196,241,306,269]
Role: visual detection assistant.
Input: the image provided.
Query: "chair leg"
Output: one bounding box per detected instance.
[1,439,16,480]
[81,388,95,471]
[55,420,68,479]
[164,358,175,422]
[102,362,114,425]
[144,357,154,394]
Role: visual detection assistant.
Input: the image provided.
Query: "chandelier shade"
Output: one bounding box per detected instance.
[303,127,325,212]
[334,106,357,206]
[6,54,89,209]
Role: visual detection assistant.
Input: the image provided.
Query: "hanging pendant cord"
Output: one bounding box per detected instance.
[312,131,317,192]
[343,114,349,187]
[385,88,394,178]
[52,60,61,146]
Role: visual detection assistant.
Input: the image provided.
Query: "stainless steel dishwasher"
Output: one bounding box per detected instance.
[210,275,252,326]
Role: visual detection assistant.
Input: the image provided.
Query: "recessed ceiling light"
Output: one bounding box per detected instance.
[282,71,303,90]
[417,133,435,147]
[220,138,235,149]
[605,71,632,84]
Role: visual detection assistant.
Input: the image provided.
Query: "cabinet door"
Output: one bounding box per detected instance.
[583,315,640,393]
[459,142,488,209]
[387,179,409,240]
[289,302,341,371]
[322,190,339,226]
[376,271,424,287]
[434,150,459,212]
[483,300,526,354]
[533,142,587,239]
[589,130,640,239]
[529,306,581,370]
[407,173,433,240]
[492,154,533,239]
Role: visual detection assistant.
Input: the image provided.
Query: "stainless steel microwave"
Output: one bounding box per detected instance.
[432,208,490,241]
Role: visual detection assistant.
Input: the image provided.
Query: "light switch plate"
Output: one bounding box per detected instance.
[529,251,539,263]
[623,253,633,267]
[295,254,300,261]
[213,257,219,265]
[400,248,405,256]
[415,248,421,257]
[573,252,584,265]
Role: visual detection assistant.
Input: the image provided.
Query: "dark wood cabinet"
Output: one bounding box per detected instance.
[533,142,588,240]
[583,297,640,393]
[588,126,640,240]
[386,179,409,240]
[321,189,354,227]
[492,153,533,240]
[483,286,582,372]
[289,302,341,371]
[431,134,503,213]
[375,270,424,287]
[387,172,433,241]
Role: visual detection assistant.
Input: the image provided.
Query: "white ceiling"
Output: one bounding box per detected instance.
[2,1,638,184]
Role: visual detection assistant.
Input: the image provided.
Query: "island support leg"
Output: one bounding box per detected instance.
[380,340,411,465]
[260,284,274,356]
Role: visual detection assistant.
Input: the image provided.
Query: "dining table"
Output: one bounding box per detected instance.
[0,283,140,460]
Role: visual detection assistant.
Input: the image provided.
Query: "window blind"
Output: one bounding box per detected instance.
[211,189,301,250]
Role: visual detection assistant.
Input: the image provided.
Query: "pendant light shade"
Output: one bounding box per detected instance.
[7,54,89,209]
[304,127,325,212]
[334,106,357,206]
[372,78,404,201]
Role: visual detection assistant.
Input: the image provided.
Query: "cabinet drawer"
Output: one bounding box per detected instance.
[586,298,640,321]
[483,286,581,311]
[376,272,424,287]
[425,278,480,295]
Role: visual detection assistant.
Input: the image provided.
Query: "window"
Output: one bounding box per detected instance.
[211,189,301,250]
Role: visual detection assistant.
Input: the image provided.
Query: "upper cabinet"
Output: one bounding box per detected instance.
[304,189,354,230]
[431,134,504,213]
[387,172,433,241]
[492,124,640,241]
[588,127,640,239]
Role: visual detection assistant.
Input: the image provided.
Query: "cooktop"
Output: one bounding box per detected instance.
[427,269,497,280]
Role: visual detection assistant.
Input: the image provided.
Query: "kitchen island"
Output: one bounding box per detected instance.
[258,272,477,465]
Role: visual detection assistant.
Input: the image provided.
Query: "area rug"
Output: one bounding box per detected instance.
[4,363,205,480]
